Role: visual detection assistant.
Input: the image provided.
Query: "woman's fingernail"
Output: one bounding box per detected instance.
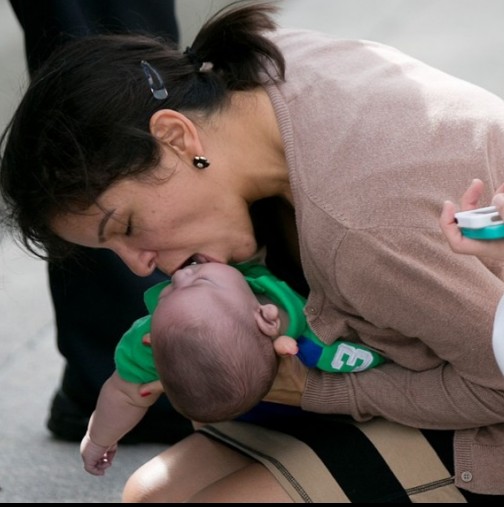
[140,391,152,397]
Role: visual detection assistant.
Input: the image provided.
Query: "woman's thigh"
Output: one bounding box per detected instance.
[188,463,293,503]
[122,433,287,503]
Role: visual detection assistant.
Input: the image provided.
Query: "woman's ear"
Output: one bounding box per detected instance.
[149,109,203,159]
[255,304,281,337]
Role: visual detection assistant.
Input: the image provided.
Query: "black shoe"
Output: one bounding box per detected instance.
[47,389,90,442]
[47,388,193,444]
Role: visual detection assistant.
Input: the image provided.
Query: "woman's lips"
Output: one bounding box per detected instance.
[190,254,222,265]
[190,254,208,265]
[175,254,222,272]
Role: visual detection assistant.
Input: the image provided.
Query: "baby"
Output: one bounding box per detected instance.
[80,262,385,475]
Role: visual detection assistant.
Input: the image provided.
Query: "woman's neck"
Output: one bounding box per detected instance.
[204,88,292,204]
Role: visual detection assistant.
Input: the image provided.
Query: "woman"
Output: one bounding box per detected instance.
[2,1,504,501]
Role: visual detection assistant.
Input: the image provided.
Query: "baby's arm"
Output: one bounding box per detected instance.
[296,336,385,373]
[274,335,384,373]
[268,334,385,407]
[80,371,160,476]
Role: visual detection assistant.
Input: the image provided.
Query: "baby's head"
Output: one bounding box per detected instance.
[150,263,280,423]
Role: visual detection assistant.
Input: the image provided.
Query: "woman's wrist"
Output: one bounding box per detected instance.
[264,356,307,406]
[301,370,350,414]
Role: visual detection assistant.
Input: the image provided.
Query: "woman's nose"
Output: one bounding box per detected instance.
[113,246,157,277]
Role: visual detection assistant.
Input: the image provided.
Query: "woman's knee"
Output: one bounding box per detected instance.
[122,458,173,503]
[122,432,256,503]
[187,463,293,503]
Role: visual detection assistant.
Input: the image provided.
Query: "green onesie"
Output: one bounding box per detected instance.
[115,263,385,383]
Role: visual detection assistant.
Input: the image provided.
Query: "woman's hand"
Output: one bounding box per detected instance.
[138,380,164,398]
[138,332,165,398]
[440,178,504,260]
[264,336,308,406]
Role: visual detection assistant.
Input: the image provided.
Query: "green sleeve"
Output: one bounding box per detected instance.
[316,340,385,372]
[297,333,385,373]
[114,315,159,384]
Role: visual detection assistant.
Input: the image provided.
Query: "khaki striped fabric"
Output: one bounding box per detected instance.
[200,418,467,503]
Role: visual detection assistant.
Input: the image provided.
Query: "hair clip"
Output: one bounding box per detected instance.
[199,61,214,73]
[141,60,168,100]
[183,46,214,73]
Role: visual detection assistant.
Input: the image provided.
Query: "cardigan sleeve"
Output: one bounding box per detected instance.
[301,227,504,428]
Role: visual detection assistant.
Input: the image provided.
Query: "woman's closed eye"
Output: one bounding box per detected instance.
[125,218,133,236]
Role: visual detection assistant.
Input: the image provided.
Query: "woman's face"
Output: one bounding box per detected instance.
[51,161,258,277]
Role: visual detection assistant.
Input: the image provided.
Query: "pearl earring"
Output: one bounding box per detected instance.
[193,156,210,169]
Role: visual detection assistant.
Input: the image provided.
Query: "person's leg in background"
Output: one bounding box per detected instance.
[8,0,193,444]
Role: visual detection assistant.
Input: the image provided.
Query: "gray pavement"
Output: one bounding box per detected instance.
[1,0,504,502]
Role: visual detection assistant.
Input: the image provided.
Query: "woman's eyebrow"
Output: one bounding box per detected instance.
[98,209,116,243]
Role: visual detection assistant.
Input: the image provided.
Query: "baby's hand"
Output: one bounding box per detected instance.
[273,335,298,356]
[80,433,117,476]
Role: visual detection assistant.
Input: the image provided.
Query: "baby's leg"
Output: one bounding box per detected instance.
[122,433,290,503]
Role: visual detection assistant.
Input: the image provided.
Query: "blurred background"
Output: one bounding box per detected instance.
[2,0,504,502]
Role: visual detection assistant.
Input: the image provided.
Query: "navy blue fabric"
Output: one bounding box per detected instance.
[8,1,189,441]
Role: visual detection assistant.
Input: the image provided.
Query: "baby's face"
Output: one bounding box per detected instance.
[154,262,257,325]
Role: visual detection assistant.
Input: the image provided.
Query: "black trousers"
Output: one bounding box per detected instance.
[9,0,192,442]
[10,0,179,74]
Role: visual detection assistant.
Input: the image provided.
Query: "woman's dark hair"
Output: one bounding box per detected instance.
[0,0,285,260]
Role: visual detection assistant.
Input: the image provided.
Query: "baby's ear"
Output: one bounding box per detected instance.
[255,304,281,337]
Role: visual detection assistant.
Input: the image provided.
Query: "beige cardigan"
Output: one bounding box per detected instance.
[266,28,504,494]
